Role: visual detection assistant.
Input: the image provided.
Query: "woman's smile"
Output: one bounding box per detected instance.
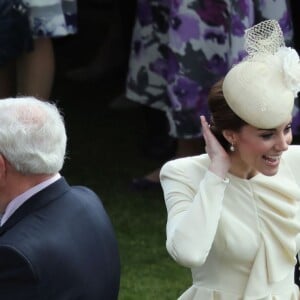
[262,154,281,167]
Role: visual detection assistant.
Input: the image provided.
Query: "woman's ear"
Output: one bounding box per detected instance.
[222,129,237,145]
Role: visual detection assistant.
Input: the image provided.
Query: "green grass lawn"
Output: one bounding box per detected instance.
[59,99,190,299]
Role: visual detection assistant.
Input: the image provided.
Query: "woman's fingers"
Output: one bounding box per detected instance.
[200,115,210,142]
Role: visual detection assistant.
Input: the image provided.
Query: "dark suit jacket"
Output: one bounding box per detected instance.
[0,177,120,300]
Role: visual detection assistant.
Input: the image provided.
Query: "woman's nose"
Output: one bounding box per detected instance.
[275,134,289,151]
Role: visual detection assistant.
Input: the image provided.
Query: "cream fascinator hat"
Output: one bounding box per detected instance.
[223,19,300,128]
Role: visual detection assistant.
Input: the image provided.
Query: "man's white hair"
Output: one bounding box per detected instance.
[0,97,67,174]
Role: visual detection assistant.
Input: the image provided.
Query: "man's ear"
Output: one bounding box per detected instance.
[0,154,8,180]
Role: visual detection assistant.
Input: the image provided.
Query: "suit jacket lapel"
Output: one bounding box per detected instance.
[0,177,70,235]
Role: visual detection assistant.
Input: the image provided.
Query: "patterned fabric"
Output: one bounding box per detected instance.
[24,0,77,37]
[126,0,297,138]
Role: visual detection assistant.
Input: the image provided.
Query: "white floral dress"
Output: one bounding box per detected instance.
[24,0,77,37]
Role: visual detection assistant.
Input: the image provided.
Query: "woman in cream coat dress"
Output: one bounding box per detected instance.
[160,20,300,299]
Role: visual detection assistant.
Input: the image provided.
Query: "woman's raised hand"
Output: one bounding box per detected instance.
[200,116,231,179]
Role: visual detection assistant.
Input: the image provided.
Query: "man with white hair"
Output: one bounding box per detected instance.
[0,97,120,299]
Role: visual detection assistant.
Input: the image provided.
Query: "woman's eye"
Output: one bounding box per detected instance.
[259,124,291,140]
[284,124,292,133]
[260,133,273,140]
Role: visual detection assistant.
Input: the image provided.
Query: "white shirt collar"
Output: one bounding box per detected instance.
[0,173,61,226]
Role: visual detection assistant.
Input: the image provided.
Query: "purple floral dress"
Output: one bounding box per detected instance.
[126,0,297,138]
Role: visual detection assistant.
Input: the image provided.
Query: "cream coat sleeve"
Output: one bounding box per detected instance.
[160,157,229,268]
[282,145,300,251]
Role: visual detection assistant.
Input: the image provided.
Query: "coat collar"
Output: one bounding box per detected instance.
[0,177,70,235]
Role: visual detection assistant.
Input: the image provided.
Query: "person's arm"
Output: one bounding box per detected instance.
[160,116,231,268]
[160,160,229,268]
[0,246,38,299]
[283,145,300,237]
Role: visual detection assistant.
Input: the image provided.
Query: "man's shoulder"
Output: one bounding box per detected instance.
[0,185,112,255]
[0,184,119,284]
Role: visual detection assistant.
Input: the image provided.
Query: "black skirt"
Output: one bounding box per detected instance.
[0,0,33,66]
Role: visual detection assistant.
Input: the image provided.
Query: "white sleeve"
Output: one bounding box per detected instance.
[283,145,300,184]
[282,146,300,258]
[160,160,229,268]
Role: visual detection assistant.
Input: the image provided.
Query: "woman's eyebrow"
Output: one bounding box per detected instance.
[257,128,275,131]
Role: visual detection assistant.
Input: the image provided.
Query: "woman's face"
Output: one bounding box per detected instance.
[229,120,292,178]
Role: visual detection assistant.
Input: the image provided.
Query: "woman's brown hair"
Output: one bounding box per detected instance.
[207,78,246,151]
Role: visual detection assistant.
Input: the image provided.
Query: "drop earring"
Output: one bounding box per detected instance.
[230,144,235,152]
